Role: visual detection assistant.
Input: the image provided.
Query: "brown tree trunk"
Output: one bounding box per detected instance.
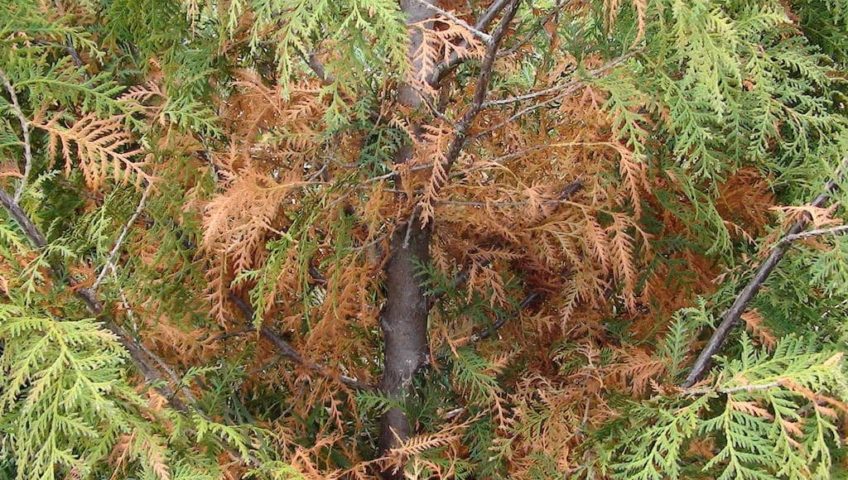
[378,217,432,454]
[376,3,521,474]
[377,2,436,474]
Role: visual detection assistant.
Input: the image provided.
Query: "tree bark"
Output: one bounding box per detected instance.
[376,2,437,473]
[376,5,523,474]
[378,216,432,455]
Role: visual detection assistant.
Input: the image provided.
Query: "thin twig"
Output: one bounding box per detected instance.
[104,262,200,405]
[439,178,583,207]
[471,0,512,33]
[780,224,848,244]
[366,163,433,184]
[410,0,493,44]
[428,0,513,84]
[468,291,540,343]
[407,84,458,127]
[482,50,637,108]
[0,69,34,202]
[301,51,334,84]
[2,185,271,465]
[486,141,619,166]
[93,183,153,292]
[16,40,267,466]
[682,157,848,388]
[473,52,637,140]
[496,0,568,58]
[227,293,374,391]
[684,381,781,396]
[424,0,522,204]
[0,187,189,407]
[64,36,85,67]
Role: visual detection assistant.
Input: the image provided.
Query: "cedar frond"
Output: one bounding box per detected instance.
[607,212,639,309]
[408,16,485,96]
[202,167,304,272]
[604,0,647,42]
[607,347,667,396]
[120,80,164,107]
[386,419,470,467]
[741,310,777,350]
[205,255,230,326]
[418,122,453,226]
[33,112,149,188]
[584,211,611,270]
[771,205,840,229]
[615,143,648,217]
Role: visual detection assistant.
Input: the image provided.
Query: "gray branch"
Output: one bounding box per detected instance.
[682,157,848,388]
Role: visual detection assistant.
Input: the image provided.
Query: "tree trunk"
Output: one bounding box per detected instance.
[378,217,432,456]
[377,2,436,474]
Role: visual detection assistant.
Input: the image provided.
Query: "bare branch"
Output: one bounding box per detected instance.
[482,50,637,108]
[682,157,848,388]
[427,0,522,197]
[496,0,568,58]
[439,177,583,207]
[0,187,190,409]
[684,381,781,396]
[474,0,513,32]
[93,182,153,292]
[467,291,541,343]
[0,186,47,247]
[473,51,637,140]
[0,69,34,202]
[227,293,374,391]
[428,0,513,84]
[781,224,848,244]
[301,51,334,84]
[410,0,493,44]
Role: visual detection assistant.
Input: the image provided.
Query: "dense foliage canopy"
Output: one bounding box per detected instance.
[1,0,848,478]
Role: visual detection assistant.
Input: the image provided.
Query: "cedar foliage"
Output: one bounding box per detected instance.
[0,0,848,479]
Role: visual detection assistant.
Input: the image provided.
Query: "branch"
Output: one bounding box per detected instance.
[428,0,513,84]
[474,0,513,32]
[5,45,267,467]
[471,52,637,142]
[439,178,584,207]
[301,51,334,84]
[682,157,848,388]
[64,36,85,67]
[0,187,46,247]
[426,255,513,311]
[780,224,848,244]
[0,187,190,409]
[482,50,637,108]
[1,186,280,466]
[410,0,492,44]
[227,293,374,391]
[683,381,781,396]
[92,182,153,292]
[496,0,568,58]
[467,291,540,344]
[0,69,34,202]
[426,0,521,200]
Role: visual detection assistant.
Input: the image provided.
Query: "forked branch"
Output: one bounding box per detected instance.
[422,0,522,214]
[410,0,493,44]
[428,0,513,84]
[780,224,848,244]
